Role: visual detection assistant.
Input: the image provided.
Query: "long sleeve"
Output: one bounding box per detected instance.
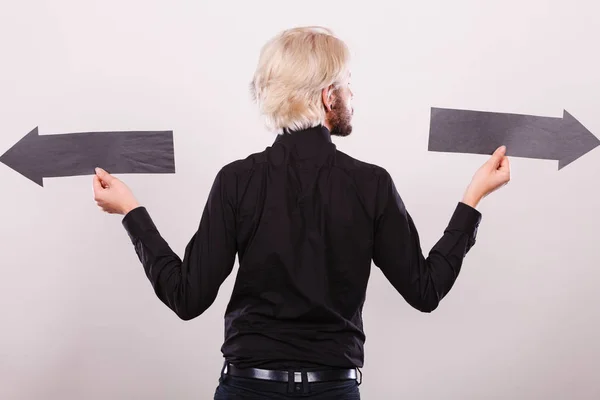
[372,171,481,313]
[121,169,238,320]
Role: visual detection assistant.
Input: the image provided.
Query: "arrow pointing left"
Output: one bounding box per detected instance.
[0,127,176,186]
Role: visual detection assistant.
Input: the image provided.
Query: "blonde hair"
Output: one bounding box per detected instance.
[250,26,351,133]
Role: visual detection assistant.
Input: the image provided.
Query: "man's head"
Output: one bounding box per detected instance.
[250,26,354,137]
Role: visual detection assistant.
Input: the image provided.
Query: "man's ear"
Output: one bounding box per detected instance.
[321,86,334,111]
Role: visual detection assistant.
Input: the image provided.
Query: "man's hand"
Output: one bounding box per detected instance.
[462,145,511,208]
[93,167,140,215]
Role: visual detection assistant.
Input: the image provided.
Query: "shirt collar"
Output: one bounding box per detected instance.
[273,125,335,159]
[274,124,332,144]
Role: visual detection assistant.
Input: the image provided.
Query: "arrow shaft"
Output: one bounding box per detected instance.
[33,131,175,177]
[428,108,567,160]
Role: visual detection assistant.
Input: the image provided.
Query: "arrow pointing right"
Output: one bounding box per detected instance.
[428,108,600,170]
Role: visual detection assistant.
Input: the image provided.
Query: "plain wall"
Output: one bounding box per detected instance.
[1,1,599,399]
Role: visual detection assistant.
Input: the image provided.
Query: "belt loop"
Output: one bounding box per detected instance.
[301,370,309,394]
[356,367,362,386]
[287,369,294,393]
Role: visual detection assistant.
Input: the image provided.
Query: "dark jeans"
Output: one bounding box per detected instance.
[213,375,361,399]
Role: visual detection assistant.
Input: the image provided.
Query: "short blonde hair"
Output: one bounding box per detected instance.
[250,26,351,133]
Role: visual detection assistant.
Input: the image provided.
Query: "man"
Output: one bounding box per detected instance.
[93,26,510,399]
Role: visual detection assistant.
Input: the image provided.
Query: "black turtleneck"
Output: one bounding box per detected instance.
[121,124,482,370]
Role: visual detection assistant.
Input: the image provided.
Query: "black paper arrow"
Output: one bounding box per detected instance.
[428,108,600,169]
[0,127,175,186]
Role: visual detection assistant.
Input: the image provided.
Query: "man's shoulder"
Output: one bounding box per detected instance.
[334,148,391,179]
[217,149,267,176]
[222,150,266,172]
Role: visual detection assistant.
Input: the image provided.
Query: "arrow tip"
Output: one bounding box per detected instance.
[0,127,44,186]
[558,111,600,170]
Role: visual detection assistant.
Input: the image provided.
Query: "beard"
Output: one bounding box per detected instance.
[328,95,353,137]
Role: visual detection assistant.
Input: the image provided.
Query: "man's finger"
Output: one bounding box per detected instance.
[487,145,506,167]
[95,167,113,185]
[92,175,104,196]
[493,145,506,159]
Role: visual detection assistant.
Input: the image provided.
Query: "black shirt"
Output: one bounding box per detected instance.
[121,125,482,370]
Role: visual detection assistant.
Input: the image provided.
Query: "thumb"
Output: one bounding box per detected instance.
[488,145,506,166]
[95,167,114,185]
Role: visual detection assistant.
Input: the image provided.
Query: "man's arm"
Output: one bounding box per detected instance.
[121,169,238,320]
[372,171,481,313]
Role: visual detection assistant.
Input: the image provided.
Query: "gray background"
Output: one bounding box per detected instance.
[1,1,599,399]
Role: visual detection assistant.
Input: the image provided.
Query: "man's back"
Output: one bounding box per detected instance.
[221,125,382,370]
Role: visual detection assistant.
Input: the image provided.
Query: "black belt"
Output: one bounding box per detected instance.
[223,362,361,384]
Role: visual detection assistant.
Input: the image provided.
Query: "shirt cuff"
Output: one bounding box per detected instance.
[121,206,157,240]
[446,202,482,236]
